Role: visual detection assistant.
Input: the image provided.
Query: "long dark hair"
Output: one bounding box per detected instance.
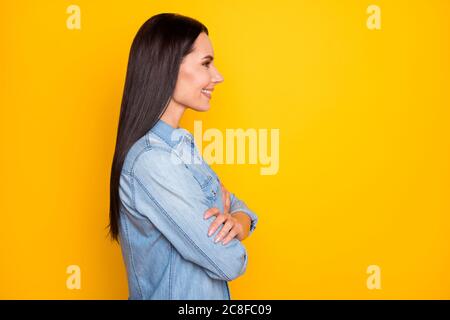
[108,13,209,243]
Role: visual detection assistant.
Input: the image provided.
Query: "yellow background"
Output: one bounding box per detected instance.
[1,0,449,299]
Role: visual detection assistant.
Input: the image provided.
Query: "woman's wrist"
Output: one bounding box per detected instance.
[230,211,251,241]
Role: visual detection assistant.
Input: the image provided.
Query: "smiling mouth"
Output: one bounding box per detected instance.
[201,89,212,98]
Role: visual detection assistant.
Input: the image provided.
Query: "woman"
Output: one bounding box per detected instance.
[109,13,258,300]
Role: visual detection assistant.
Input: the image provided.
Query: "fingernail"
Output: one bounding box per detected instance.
[214,237,220,243]
[208,230,212,236]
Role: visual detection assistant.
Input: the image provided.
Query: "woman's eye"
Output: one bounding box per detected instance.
[202,62,211,68]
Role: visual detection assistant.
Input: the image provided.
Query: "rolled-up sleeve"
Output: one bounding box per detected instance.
[229,193,258,236]
[131,148,249,281]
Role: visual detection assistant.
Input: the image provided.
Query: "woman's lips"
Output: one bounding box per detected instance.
[201,90,212,99]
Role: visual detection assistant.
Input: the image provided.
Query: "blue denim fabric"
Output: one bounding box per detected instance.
[118,119,258,300]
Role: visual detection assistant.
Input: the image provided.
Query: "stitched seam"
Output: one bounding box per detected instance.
[188,169,212,189]
[129,147,153,176]
[144,132,150,148]
[131,174,135,210]
[149,145,173,153]
[169,245,173,299]
[200,175,213,189]
[133,175,232,281]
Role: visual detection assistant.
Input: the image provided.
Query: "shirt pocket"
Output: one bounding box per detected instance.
[180,138,220,206]
[190,164,220,205]
[204,174,220,204]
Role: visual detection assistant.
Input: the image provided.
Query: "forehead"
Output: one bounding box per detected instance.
[191,32,214,58]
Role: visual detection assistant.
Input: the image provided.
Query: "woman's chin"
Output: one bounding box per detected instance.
[190,103,211,112]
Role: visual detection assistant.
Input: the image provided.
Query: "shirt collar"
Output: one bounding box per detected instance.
[149,118,193,148]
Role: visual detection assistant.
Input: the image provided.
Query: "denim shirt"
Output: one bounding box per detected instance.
[118,119,258,300]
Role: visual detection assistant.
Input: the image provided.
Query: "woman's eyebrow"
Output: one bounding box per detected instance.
[202,55,214,61]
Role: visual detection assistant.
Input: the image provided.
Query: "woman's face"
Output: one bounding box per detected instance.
[171,32,224,111]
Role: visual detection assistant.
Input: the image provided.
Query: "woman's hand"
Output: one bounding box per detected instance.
[220,181,231,214]
[203,182,243,245]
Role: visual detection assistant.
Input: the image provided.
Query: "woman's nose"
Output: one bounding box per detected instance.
[213,70,224,84]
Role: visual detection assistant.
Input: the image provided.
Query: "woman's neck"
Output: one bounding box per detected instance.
[160,100,186,129]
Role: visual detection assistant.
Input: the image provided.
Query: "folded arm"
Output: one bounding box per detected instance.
[131,148,249,281]
[229,192,258,237]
